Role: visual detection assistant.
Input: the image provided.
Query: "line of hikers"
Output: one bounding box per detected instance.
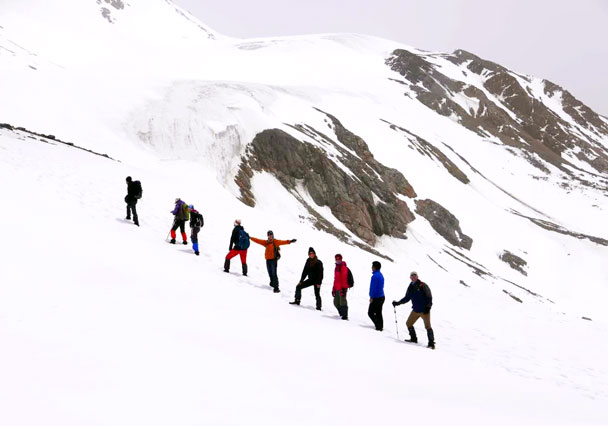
[124,178,435,349]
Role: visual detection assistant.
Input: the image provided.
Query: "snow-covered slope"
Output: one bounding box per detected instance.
[1,126,607,426]
[1,1,607,424]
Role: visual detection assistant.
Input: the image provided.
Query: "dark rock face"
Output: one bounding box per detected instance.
[415,199,472,250]
[503,289,523,303]
[381,119,469,184]
[235,113,417,245]
[0,122,117,161]
[386,49,608,179]
[97,0,125,23]
[511,210,608,246]
[499,250,528,276]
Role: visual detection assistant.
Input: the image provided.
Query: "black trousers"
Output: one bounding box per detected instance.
[368,296,385,330]
[295,279,322,309]
[171,219,186,233]
[126,200,138,223]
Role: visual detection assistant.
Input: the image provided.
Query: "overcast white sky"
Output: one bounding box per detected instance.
[173,0,607,115]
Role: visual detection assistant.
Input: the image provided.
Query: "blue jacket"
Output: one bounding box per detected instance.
[369,270,385,299]
[397,280,432,313]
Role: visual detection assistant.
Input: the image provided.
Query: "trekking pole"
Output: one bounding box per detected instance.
[394,306,400,339]
[166,218,176,241]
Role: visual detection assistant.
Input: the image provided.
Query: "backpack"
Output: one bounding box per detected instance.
[133,181,143,199]
[273,242,281,260]
[238,228,250,249]
[182,203,190,221]
[191,211,204,228]
[347,267,354,288]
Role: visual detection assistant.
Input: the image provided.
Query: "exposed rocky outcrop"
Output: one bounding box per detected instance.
[386,49,608,179]
[0,123,117,161]
[415,199,472,249]
[381,119,469,184]
[499,250,528,276]
[510,210,608,246]
[503,289,523,303]
[235,113,417,246]
[97,0,125,23]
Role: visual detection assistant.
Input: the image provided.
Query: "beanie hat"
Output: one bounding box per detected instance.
[308,247,316,255]
[335,253,343,260]
[372,261,381,270]
[188,204,194,210]
[126,176,132,182]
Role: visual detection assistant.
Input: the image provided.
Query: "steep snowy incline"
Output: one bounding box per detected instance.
[1,124,607,426]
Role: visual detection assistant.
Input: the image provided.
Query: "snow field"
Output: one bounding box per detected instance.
[1,130,607,425]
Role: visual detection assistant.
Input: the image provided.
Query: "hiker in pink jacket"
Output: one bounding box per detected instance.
[333,254,350,320]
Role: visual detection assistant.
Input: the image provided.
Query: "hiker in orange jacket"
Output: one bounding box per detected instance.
[250,230,296,293]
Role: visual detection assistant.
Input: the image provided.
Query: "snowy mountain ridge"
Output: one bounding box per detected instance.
[1,1,607,424]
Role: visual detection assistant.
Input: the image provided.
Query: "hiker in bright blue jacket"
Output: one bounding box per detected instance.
[392,271,435,349]
[368,261,385,331]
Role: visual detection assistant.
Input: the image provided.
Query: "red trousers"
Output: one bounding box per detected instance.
[225,249,247,264]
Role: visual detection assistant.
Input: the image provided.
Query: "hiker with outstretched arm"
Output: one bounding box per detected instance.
[250,230,296,293]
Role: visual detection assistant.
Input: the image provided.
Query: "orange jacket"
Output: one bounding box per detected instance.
[250,237,291,260]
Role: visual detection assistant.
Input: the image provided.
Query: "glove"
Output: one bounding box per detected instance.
[332,290,336,297]
[290,239,297,243]
[423,306,431,314]
[392,301,398,307]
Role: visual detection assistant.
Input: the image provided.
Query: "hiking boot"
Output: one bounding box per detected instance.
[341,316,348,320]
[195,251,200,256]
[316,307,322,311]
[170,239,176,244]
[404,338,418,344]
[223,259,230,273]
[289,300,300,305]
[126,216,131,220]
[182,241,188,245]
[427,342,436,349]
[273,288,280,293]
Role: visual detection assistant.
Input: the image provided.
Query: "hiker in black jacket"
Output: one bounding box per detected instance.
[124,176,140,226]
[224,219,248,276]
[189,205,204,256]
[290,247,323,310]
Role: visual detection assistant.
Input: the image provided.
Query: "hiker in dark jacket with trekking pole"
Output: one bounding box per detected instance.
[125,176,141,226]
[224,219,249,276]
[290,247,323,310]
[169,198,189,245]
[392,271,435,349]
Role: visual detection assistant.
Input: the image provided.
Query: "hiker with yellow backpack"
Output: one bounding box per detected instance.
[250,230,296,293]
[169,198,190,245]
